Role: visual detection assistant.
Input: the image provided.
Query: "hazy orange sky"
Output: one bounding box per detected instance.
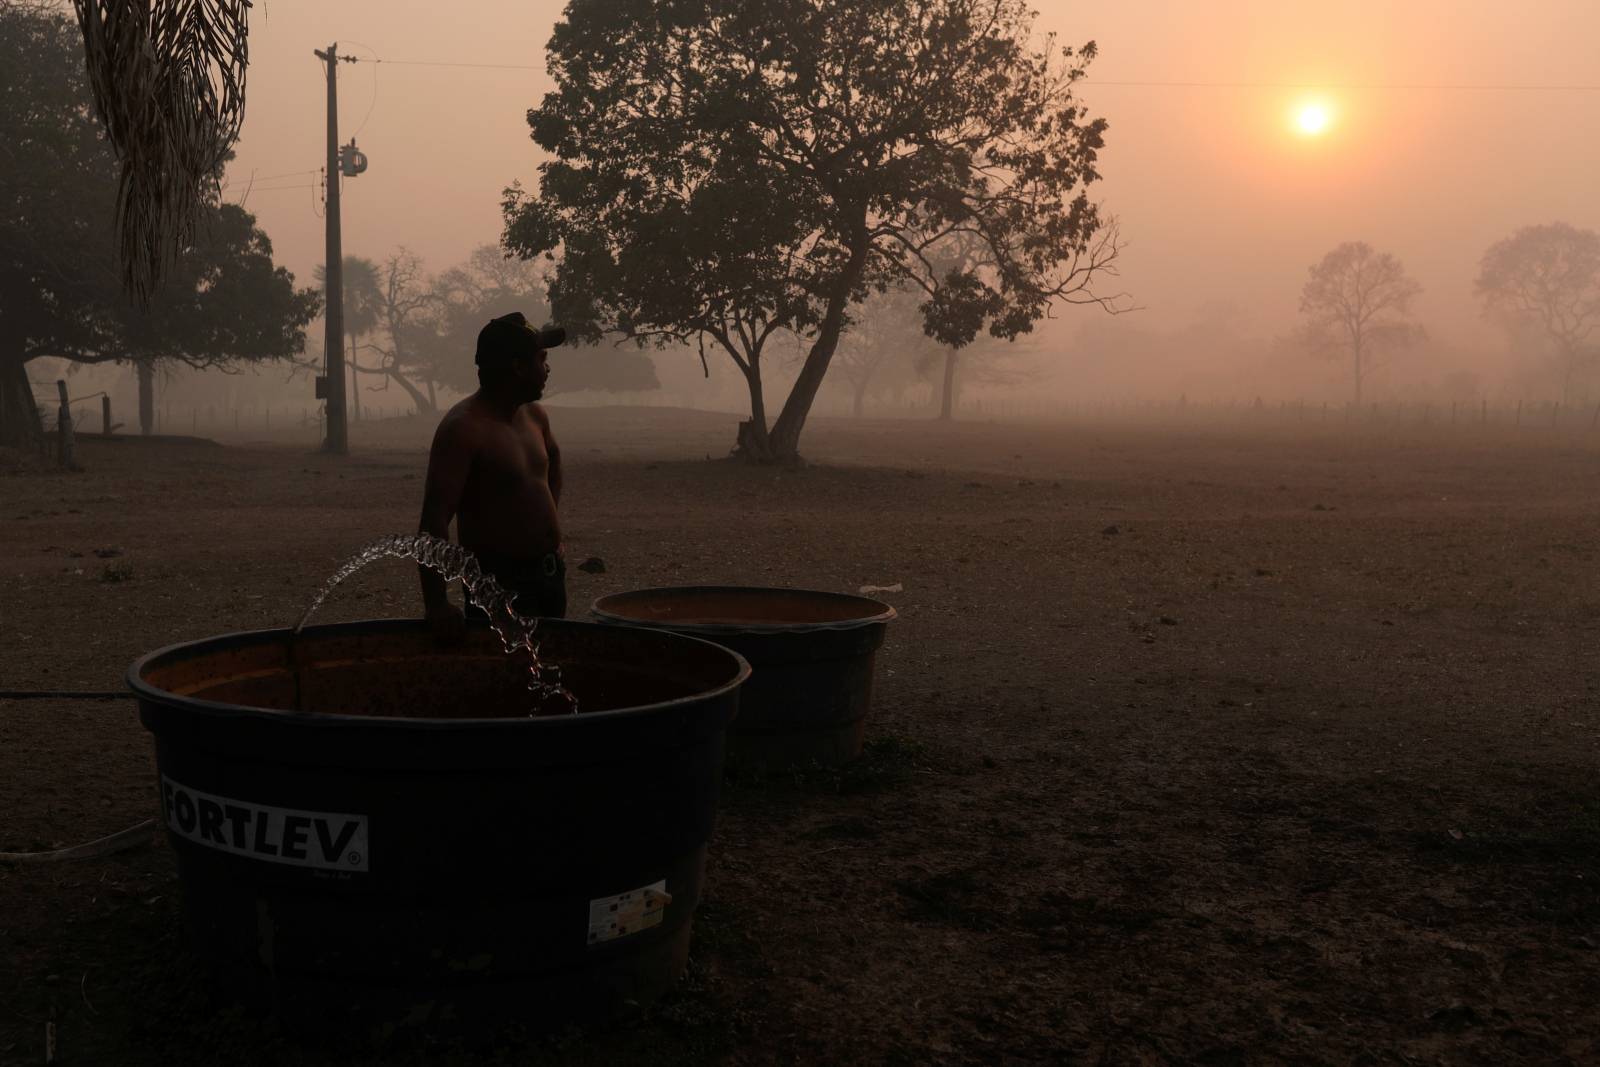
[224,0,1600,353]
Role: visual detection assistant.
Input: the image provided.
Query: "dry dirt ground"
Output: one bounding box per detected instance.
[2,407,1598,1066]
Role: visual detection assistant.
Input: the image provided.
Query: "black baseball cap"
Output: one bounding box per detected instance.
[475,312,567,367]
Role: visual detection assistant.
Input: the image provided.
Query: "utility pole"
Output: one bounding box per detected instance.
[314,43,350,454]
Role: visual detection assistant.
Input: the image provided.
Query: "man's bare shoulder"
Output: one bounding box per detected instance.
[422,396,483,454]
[523,402,551,429]
[430,397,487,451]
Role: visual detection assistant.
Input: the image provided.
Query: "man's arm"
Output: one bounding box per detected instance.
[417,416,472,619]
[533,403,562,507]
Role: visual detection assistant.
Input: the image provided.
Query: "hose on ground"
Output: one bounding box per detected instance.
[0,820,158,864]
[0,691,151,862]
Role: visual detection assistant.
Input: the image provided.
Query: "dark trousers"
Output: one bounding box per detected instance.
[463,551,568,620]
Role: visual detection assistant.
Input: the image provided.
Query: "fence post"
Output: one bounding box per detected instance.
[102,395,112,436]
[55,380,75,469]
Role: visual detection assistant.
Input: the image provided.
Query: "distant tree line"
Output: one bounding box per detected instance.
[313,246,661,419]
[1300,226,1600,406]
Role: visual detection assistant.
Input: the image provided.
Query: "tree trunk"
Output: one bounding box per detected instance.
[0,357,42,450]
[349,335,362,422]
[383,365,435,415]
[765,237,871,462]
[938,348,959,421]
[732,358,775,462]
[1352,337,1363,408]
[376,329,436,416]
[852,378,866,418]
[138,362,155,436]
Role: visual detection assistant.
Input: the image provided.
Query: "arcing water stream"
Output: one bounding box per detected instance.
[293,533,577,715]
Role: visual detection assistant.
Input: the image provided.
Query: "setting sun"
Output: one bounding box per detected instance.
[1295,102,1333,136]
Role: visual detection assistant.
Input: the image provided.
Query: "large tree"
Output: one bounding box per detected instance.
[505,0,1121,463]
[915,330,1039,418]
[362,249,444,414]
[1,0,119,446]
[125,204,319,434]
[1298,242,1424,406]
[926,239,997,421]
[1476,222,1600,401]
[0,2,315,447]
[914,226,1091,420]
[824,285,933,417]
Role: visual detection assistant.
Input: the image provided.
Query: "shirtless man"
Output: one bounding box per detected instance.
[418,312,567,642]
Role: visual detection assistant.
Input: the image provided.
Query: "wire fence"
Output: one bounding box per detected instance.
[27,393,1600,444]
[614,383,1600,434]
[835,395,1600,434]
[33,402,424,439]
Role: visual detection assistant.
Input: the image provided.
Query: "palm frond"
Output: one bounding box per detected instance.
[73,0,251,305]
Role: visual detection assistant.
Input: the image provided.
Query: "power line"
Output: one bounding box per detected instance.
[349,55,1600,92]
[356,57,541,71]
[1088,79,1600,91]
[249,167,319,182]
[339,40,382,138]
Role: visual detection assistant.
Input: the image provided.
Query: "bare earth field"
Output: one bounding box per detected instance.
[2,407,1598,1065]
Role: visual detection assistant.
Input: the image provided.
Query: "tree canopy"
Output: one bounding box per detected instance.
[124,203,319,372]
[1,1,121,377]
[505,0,1121,462]
[1298,242,1424,406]
[825,284,934,416]
[315,257,384,343]
[1476,222,1600,400]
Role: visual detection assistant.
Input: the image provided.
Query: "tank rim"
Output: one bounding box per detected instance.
[590,585,898,635]
[126,616,751,727]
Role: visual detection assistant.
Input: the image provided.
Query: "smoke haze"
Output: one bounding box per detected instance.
[209,1,1600,406]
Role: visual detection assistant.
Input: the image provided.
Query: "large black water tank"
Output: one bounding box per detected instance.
[591,586,895,769]
[130,617,749,1040]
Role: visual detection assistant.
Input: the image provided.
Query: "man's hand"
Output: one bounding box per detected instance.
[426,601,467,646]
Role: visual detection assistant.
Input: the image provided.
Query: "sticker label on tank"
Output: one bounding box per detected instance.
[160,775,370,873]
[587,880,670,944]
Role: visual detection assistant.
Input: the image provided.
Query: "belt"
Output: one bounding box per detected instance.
[474,550,564,583]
